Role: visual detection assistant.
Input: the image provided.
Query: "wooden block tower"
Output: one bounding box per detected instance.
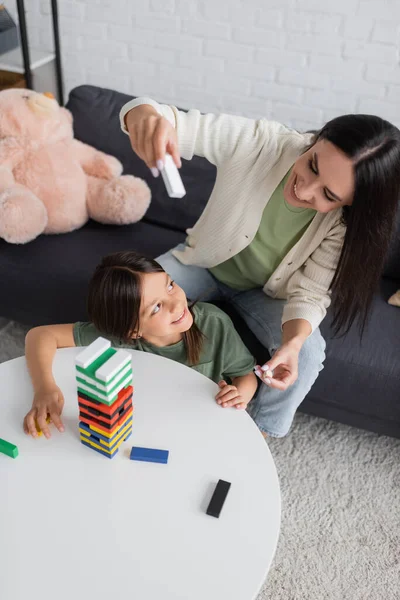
[75,337,134,459]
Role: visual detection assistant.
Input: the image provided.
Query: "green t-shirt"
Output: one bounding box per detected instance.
[210,170,317,290]
[73,302,255,384]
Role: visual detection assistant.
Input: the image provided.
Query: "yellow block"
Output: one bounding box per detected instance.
[35,416,51,437]
[82,409,133,440]
[80,427,132,456]
[79,419,132,449]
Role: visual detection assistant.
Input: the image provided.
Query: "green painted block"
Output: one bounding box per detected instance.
[0,438,19,459]
[75,371,132,403]
[76,347,116,380]
[77,385,118,406]
[75,366,132,395]
[77,378,133,406]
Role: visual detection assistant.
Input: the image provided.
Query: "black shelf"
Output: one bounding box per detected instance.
[16,0,64,105]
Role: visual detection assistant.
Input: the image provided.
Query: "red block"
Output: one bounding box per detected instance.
[79,394,133,424]
[78,385,133,417]
[79,407,133,437]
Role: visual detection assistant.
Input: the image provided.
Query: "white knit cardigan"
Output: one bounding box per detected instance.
[120,98,346,332]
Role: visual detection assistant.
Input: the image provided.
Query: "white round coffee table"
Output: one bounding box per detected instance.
[0,348,280,600]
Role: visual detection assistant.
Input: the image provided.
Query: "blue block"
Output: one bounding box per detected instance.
[81,430,132,459]
[81,439,119,459]
[79,416,133,445]
[130,446,169,464]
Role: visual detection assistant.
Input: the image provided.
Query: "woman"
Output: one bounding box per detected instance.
[119,97,400,437]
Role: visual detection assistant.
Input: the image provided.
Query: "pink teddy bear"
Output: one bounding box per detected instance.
[0,89,151,244]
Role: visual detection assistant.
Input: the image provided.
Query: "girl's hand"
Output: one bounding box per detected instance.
[125,105,181,175]
[255,343,300,391]
[215,380,248,410]
[23,386,65,439]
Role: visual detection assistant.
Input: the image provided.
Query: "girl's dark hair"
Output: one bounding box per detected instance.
[314,114,400,336]
[87,251,205,365]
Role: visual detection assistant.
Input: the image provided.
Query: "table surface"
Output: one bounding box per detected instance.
[0,348,280,600]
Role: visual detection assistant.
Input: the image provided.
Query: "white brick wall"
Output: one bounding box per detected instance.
[6,0,400,130]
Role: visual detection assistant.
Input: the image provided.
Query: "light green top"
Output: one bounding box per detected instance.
[73,302,255,384]
[210,170,317,290]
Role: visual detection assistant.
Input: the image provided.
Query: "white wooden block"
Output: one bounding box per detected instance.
[95,349,132,383]
[77,373,133,403]
[75,337,111,369]
[76,364,132,393]
[161,153,186,198]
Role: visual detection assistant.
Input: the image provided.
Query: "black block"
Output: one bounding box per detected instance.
[206,480,231,518]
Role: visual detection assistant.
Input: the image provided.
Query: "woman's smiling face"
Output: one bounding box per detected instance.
[283,139,355,213]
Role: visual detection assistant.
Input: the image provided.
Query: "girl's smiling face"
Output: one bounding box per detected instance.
[283,139,355,213]
[134,271,193,346]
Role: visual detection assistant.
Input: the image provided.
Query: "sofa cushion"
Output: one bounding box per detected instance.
[0,220,185,325]
[66,85,216,234]
[225,278,400,435]
[314,277,400,424]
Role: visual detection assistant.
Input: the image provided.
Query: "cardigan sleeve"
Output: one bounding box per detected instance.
[119,96,277,167]
[282,220,346,332]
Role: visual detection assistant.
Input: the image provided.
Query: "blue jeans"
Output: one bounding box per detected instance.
[157,244,326,437]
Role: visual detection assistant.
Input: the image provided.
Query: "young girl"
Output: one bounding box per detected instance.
[23,251,257,439]
[120,97,400,438]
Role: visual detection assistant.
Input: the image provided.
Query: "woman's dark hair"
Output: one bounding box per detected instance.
[314,114,400,336]
[87,251,205,365]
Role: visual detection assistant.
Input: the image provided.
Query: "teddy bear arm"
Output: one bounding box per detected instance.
[72,139,122,179]
[0,138,23,178]
[72,139,99,168]
[0,165,16,193]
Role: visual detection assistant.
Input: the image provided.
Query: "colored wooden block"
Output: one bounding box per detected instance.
[160,153,186,198]
[79,432,132,458]
[76,363,132,395]
[80,439,119,459]
[77,374,133,405]
[206,480,231,518]
[76,344,131,391]
[76,383,118,406]
[79,407,133,438]
[35,416,51,437]
[78,399,132,425]
[78,407,129,430]
[76,346,116,381]
[75,337,111,369]
[95,349,132,383]
[129,446,169,464]
[78,385,133,416]
[81,427,132,458]
[0,437,19,459]
[79,403,133,437]
[78,393,133,423]
[79,414,132,440]
[79,431,128,455]
[82,426,132,452]
[78,387,133,416]
[79,424,132,452]
[79,416,133,450]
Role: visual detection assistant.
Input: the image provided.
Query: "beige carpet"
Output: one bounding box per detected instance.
[1,319,399,599]
[263,415,400,600]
